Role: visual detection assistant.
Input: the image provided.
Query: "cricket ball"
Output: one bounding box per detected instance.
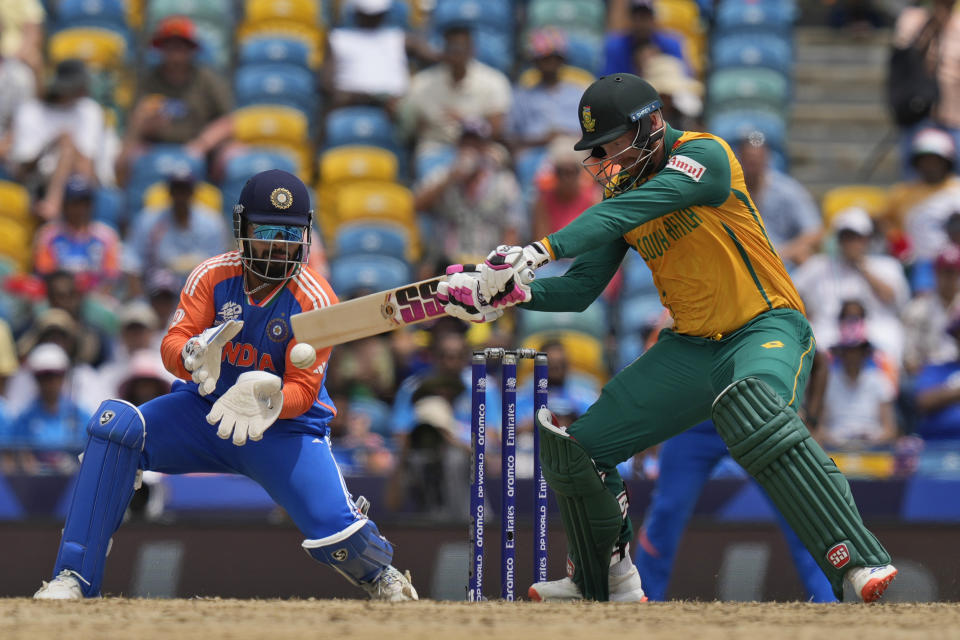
[291,343,317,369]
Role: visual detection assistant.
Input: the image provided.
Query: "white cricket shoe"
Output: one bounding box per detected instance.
[528,563,647,602]
[845,564,897,603]
[33,570,85,600]
[362,565,418,601]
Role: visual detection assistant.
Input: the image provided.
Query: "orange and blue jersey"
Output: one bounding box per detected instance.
[161,251,338,430]
[34,221,121,286]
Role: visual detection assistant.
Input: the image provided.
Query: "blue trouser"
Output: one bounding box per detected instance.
[52,383,374,596]
[634,421,836,602]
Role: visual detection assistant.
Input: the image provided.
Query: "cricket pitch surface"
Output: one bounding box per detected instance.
[3,599,959,640]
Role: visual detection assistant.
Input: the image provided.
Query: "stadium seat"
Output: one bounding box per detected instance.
[712,33,793,75]
[147,0,234,27]
[621,250,657,296]
[329,254,412,299]
[225,149,300,185]
[234,105,310,149]
[236,20,324,66]
[142,181,224,213]
[238,36,313,69]
[473,28,514,75]
[431,0,511,32]
[48,28,128,70]
[617,294,667,335]
[234,63,318,120]
[714,1,796,36]
[0,181,31,224]
[415,146,457,182]
[244,0,320,25]
[707,108,786,154]
[320,146,398,185]
[707,67,790,113]
[91,187,124,230]
[54,0,128,33]
[0,219,34,272]
[522,330,608,382]
[527,0,606,36]
[821,185,889,227]
[126,145,206,213]
[334,182,416,229]
[564,33,604,77]
[654,0,703,41]
[324,106,398,152]
[334,223,411,261]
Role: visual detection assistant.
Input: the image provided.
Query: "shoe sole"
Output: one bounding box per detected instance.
[860,569,897,603]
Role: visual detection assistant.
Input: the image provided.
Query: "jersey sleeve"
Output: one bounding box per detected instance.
[545,137,732,259]
[279,270,339,419]
[523,238,630,312]
[160,261,218,380]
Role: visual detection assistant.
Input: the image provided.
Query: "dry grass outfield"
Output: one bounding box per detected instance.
[2,599,959,640]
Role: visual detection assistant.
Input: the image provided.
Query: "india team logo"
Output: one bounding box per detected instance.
[219,301,242,322]
[270,187,293,209]
[581,105,596,133]
[267,317,290,343]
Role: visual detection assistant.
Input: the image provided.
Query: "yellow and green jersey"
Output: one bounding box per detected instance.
[527,124,805,339]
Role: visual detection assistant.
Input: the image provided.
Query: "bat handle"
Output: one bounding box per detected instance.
[519,267,536,284]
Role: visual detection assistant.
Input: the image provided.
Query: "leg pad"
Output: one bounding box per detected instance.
[54,399,146,597]
[538,409,623,601]
[712,378,890,599]
[303,519,393,586]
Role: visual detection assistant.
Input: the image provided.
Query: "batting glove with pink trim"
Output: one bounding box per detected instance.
[436,264,505,323]
[478,243,550,309]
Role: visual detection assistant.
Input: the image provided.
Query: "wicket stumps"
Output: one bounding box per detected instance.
[468,348,549,601]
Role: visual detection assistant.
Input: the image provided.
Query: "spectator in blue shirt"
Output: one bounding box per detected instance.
[123,167,230,292]
[913,307,960,442]
[12,343,88,473]
[510,28,588,152]
[603,0,690,76]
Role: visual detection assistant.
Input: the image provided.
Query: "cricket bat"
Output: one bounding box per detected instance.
[291,268,534,350]
[291,276,448,350]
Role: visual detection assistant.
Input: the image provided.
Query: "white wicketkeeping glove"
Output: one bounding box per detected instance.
[436,264,504,323]
[478,242,551,309]
[182,320,243,396]
[206,371,283,446]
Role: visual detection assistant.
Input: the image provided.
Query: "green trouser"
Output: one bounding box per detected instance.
[564,307,888,598]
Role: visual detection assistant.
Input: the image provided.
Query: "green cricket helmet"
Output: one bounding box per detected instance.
[574,73,664,152]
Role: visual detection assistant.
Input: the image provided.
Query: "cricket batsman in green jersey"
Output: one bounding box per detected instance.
[437,73,898,603]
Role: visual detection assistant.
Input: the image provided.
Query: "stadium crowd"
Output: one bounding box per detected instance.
[0,0,958,519]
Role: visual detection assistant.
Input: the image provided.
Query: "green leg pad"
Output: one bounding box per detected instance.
[712,377,891,600]
[539,418,623,601]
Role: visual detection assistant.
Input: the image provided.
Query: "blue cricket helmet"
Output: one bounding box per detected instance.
[234,168,312,226]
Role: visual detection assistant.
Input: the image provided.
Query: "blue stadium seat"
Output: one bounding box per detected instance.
[415,146,456,182]
[707,108,787,155]
[621,251,657,297]
[473,28,514,74]
[565,32,604,75]
[712,33,793,75]
[617,294,666,335]
[225,149,300,185]
[54,0,128,33]
[334,223,410,261]
[238,37,313,69]
[348,397,394,439]
[431,0,512,32]
[126,145,206,214]
[707,67,791,114]
[518,299,608,340]
[234,63,318,120]
[91,187,125,231]
[339,0,410,29]
[324,106,398,152]
[714,0,796,35]
[330,254,411,299]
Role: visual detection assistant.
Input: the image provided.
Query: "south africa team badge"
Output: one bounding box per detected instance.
[270,187,293,209]
[581,105,596,132]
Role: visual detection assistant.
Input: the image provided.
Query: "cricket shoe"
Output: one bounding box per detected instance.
[528,562,647,602]
[845,564,897,603]
[362,565,418,601]
[33,569,86,600]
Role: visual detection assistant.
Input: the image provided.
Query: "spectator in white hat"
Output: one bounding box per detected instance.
[793,207,911,364]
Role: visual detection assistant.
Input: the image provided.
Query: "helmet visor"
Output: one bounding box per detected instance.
[236,219,311,283]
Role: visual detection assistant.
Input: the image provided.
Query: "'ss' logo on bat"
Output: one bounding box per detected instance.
[381,278,446,325]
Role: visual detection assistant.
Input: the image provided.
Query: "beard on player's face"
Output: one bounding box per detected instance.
[249,240,293,280]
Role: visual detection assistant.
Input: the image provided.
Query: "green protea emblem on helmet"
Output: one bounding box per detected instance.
[581,105,596,133]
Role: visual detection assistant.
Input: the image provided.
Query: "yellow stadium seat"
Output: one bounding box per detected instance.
[245,0,320,25]
[234,105,310,148]
[142,181,224,213]
[334,181,415,228]
[518,64,595,89]
[236,20,325,66]
[320,146,398,185]
[48,28,127,70]
[0,219,34,272]
[0,181,31,224]
[655,0,703,39]
[521,330,608,382]
[821,185,889,227]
